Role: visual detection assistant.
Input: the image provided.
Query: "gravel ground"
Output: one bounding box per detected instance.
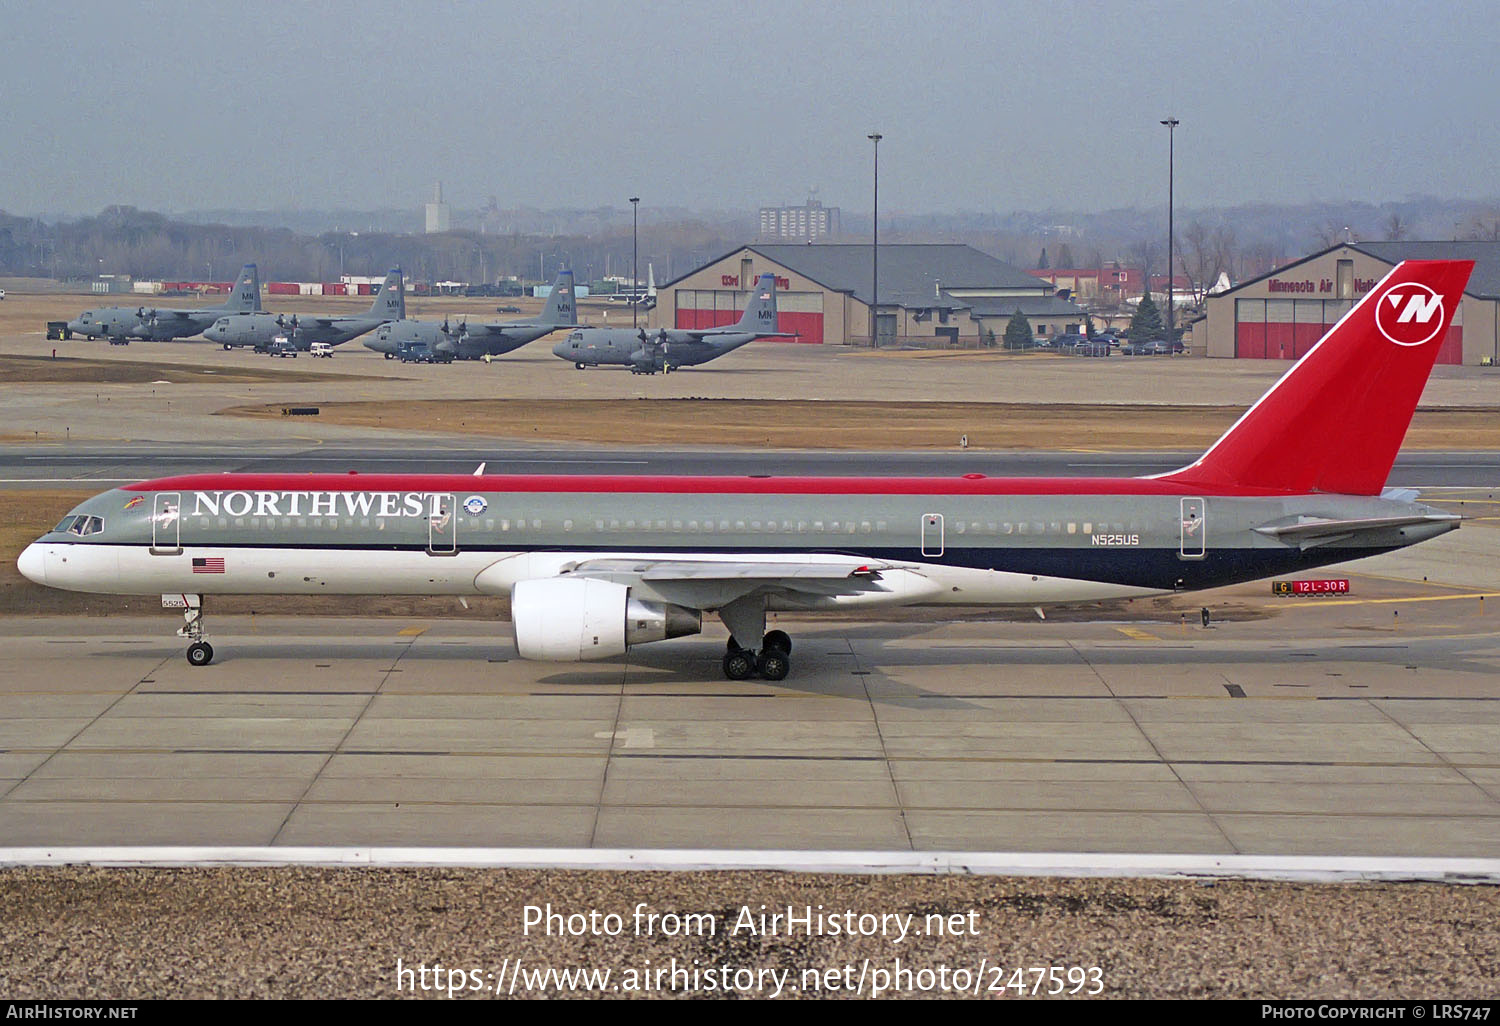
[1,869,1496,999]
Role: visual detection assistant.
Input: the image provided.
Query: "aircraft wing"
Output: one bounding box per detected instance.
[153,310,198,322]
[679,328,798,341]
[293,316,342,330]
[564,557,891,608]
[463,323,530,338]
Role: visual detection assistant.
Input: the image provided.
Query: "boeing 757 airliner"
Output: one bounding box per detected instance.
[19,261,1473,680]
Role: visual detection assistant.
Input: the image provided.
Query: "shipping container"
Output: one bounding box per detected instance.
[323,283,346,296]
[268,282,300,295]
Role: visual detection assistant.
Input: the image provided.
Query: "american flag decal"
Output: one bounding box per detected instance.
[192,557,225,574]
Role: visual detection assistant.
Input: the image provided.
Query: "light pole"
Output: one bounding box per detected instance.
[867,132,882,347]
[629,196,640,328]
[1160,118,1179,344]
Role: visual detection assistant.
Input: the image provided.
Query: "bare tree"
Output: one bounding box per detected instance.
[1382,212,1409,241]
[1128,238,1161,298]
[1313,221,1346,248]
[1177,221,1239,307]
[1464,210,1500,241]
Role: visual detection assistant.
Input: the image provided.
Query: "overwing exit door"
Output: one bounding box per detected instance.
[921,513,944,557]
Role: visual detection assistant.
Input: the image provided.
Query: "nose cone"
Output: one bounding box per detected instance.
[552,339,569,358]
[17,544,46,586]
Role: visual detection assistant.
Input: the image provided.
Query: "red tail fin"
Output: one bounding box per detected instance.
[1158,259,1473,495]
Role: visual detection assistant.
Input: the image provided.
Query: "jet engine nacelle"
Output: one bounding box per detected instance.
[511,577,701,660]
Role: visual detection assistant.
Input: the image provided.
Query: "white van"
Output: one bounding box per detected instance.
[309,342,333,358]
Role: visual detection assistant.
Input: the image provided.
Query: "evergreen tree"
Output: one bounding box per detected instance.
[1003,309,1033,350]
[1036,248,1049,269]
[1056,243,1075,268]
[1084,314,1096,339]
[1131,293,1164,341]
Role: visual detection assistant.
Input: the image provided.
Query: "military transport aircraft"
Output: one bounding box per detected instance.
[362,269,580,360]
[18,260,1472,682]
[553,272,794,373]
[67,265,263,343]
[203,269,405,351]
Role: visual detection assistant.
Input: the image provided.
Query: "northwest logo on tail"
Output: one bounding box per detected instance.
[1376,282,1446,346]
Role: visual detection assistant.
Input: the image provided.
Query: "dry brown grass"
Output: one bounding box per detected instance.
[0,354,367,385]
[219,397,1500,451]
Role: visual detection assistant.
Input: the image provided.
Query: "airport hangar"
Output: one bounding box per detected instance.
[650,243,1088,345]
[1198,240,1500,365]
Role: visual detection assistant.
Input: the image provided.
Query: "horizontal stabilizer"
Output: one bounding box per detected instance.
[1254,512,1461,549]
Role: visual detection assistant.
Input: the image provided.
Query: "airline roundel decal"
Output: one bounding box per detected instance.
[1375,282,1446,347]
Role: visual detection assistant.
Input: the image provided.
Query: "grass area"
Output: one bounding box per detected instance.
[0,354,367,385]
[220,397,1500,451]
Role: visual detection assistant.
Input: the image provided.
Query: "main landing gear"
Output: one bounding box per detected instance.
[717,597,790,680]
[177,598,214,666]
[722,631,792,681]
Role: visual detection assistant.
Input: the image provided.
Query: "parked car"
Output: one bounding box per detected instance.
[267,336,298,358]
[1072,339,1111,357]
[495,305,521,314]
[309,342,333,358]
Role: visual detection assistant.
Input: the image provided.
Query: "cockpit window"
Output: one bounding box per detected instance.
[65,516,103,536]
[53,516,78,533]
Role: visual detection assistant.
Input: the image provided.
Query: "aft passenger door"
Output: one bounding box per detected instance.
[428,493,457,555]
[1179,498,1206,559]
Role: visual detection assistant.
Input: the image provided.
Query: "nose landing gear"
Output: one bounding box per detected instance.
[173,596,214,666]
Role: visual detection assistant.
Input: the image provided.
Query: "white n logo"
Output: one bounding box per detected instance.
[1376,281,1446,347]
[1393,292,1443,323]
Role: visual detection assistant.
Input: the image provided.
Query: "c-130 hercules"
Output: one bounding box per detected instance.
[362,269,580,360]
[66,265,263,343]
[553,272,795,373]
[203,269,405,351]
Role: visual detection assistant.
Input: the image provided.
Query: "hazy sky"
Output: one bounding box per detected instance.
[2,0,1495,219]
